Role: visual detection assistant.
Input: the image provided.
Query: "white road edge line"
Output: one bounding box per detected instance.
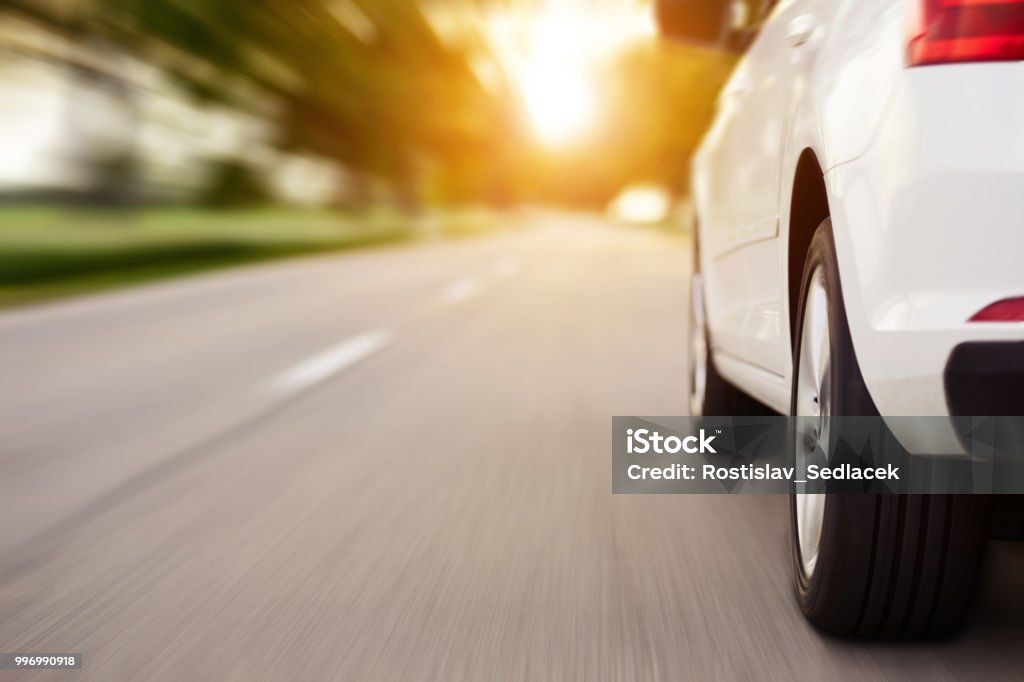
[268,329,393,393]
[435,277,485,307]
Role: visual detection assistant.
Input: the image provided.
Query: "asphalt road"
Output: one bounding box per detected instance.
[0,214,1022,681]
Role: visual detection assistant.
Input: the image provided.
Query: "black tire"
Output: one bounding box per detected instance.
[688,231,770,417]
[789,220,990,638]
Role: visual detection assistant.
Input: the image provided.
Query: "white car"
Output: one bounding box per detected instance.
[658,0,1024,637]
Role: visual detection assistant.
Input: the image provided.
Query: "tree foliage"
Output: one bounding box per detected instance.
[1,0,735,208]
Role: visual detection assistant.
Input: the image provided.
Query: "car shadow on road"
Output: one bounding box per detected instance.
[815,540,1024,678]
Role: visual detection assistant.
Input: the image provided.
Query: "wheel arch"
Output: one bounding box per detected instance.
[787,148,831,352]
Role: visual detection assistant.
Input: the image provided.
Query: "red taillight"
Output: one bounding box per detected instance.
[908,0,1024,66]
[969,297,1024,321]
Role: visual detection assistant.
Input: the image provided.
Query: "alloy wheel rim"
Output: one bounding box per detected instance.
[794,267,831,579]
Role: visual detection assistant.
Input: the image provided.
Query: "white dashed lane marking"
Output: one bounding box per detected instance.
[435,277,485,307]
[268,329,393,393]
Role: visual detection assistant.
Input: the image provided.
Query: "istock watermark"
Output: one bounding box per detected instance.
[626,428,718,454]
[612,416,1024,494]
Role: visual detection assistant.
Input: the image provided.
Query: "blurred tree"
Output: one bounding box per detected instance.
[1,0,498,207]
[0,0,736,210]
[198,159,272,208]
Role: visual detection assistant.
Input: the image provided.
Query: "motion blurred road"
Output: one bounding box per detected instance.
[0,214,1021,681]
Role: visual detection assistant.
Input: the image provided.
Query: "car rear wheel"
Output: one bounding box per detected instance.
[790,219,990,638]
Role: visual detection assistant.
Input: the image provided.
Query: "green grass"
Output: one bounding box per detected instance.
[0,205,505,308]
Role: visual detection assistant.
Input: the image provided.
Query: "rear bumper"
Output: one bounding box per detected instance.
[825,64,1024,453]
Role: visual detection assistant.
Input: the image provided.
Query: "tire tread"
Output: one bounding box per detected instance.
[791,221,988,639]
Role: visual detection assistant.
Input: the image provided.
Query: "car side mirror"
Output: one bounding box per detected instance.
[655,0,752,53]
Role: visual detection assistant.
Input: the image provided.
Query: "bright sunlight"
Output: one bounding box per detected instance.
[487,1,655,146]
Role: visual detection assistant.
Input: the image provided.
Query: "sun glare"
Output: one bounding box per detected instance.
[518,7,594,144]
[520,65,595,144]
[487,1,652,146]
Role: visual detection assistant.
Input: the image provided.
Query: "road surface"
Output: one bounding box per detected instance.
[0,214,1022,680]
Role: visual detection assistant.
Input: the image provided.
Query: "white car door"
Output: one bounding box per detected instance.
[703,0,832,377]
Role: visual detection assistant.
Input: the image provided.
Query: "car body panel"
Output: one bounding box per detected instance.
[693,0,1024,453]
[827,63,1024,451]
